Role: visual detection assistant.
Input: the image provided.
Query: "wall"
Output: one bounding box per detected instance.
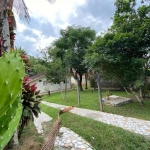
[30,76,72,94]
[71,76,90,86]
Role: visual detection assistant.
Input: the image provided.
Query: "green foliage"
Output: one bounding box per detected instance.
[85,0,149,91]
[29,56,47,76]
[0,51,25,149]
[88,70,97,89]
[16,47,47,76]
[41,103,150,150]
[18,78,42,138]
[45,59,66,84]
[15,46,27,56]
[53,26,96,90]
[14,48,43,138]
[43,89,150,120]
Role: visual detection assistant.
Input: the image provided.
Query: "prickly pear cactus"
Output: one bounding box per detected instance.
[0,103,22,150]
[0,51,25,149]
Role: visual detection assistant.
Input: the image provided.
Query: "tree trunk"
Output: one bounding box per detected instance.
[77,76,80,106]
[0,0,7,56]
[85,73,88,89]
[59,83,64,100]
[79,74,83,91]
[139,87,143,99]
[123,87,131,95]
[74,71,80,106]
[1,2,16,149]
[96,73,103,112]
[128,85,143,105]
[1,3,10,52]
[64,77,67,102]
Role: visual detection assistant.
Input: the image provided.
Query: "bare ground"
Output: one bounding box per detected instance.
[18,121,53,150]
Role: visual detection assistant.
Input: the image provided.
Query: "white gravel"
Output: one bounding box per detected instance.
[33,111,52,134]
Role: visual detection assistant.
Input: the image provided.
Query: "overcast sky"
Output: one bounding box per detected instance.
[14,0,116,56]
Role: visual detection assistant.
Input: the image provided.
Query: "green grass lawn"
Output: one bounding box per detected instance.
[40,104,150,150]
[43,89,150,120]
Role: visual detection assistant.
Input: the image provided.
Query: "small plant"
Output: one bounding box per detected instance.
[17,52,42,139]
[18,76,42,139]
[106,90,110,100]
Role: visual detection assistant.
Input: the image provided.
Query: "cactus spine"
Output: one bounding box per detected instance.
[0,51,25,149]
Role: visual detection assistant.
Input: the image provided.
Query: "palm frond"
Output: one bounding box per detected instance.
[11,15,17,29]
[13,0,30,23]
[12,0,55,23]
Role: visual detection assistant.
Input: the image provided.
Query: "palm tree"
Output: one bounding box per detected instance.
[0,0,55,56]
[0,1,55,148]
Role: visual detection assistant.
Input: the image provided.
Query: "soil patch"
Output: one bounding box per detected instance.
[18,120,53,150]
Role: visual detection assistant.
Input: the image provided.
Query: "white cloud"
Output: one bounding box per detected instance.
[24,36,37,42]
[14,0,116,56]
[33,35,57,50]
[24,0,85,26]
[16,21,28,33]
[32,29,42,37]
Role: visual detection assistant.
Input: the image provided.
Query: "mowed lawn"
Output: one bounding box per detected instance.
[43,89,150,120]
[40,104,150,150]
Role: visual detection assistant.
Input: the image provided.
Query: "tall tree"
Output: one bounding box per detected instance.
[45,58,66,100]
[29,56,47,76]
[85,0,150,104]
[54,26,96,91]
[41,46,70,101]
[0,1,54,148]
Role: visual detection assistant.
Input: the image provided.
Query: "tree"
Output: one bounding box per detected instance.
[29,56,47,76]
[45,58,66,100]
[0,1,54,148]
[46,46,70,101]
[85,0,150,104]
[54,26,96,91]
[15,47,46,76]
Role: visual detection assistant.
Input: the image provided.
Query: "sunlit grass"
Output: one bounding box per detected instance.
[43,89,150,120]
[41,104,150,150]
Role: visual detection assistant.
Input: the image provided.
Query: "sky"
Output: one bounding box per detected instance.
[14,0,116,57]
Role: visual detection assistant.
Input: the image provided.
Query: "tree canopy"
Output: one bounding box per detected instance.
[53,26,96,91]
[85,0,150,103]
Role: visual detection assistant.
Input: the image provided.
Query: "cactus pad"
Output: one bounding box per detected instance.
[0,51,25,149]
[0,104,22,149]
[0,51,25,117]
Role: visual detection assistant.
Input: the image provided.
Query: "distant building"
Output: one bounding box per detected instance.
[29,73,72,94]
[71,74,90,86]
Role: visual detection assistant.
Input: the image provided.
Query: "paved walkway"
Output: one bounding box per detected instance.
[33,111,52,134]
[42,101,150,137]
[54,127,93,150]
[34,111,93,150]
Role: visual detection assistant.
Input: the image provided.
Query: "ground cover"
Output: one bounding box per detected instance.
[43,89,150,120]
[18,122,43,150]
[40,104,150,150]
[18,119,53,150]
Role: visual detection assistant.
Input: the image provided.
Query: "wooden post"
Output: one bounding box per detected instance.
[65,77,67,102]
[85,73,88,89]
[77,76,80,106]
[96,73,103,111]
